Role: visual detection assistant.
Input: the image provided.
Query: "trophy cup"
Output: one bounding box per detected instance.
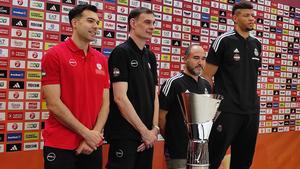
[178,92,223,169]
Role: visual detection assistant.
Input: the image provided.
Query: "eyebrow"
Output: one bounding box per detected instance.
[86,17,100,22]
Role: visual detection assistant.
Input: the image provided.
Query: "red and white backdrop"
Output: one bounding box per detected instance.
[0,0,299,167]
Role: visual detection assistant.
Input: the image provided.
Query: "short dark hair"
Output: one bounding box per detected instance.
[232,1,253,15]
[128,7,154,31]
[68,4,97,26]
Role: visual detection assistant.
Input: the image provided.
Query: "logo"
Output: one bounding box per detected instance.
[6,143,22,152]
[0,70,7,78]
[7,122,23,131]
[62,0,75,4]
[61,5,73,14]
[0,80,7,89]
[30,0,44,10]
[192,35,200,41]
[233,48,240,61]
[30,10,44,20]
[25,112,40,120]
[0,38,9,47]
[12,18,27,27]
[69,59,77,66]
[104,31,115,38]
[28,41,42,50]
[0,91,6,99]
[29,20,44,30]
[26,102,40,110]
[11,49,26,58]
[172,40,181,46]
[10,60,26,68]
[26,81,41,90]
[116,32,127,40]
[115,149,124,158]
[47,152,56,161]
[130,60,138,68]
[9,81,24,89]
[7,133,22,142]
[27,71,41,80]
[46,3,60,12]
[9,70,25,79]
[0,112,5,121]
[28,31,43,40]
[46,22,59,32]
[27,61,41,70]
[24,122,39,130]
[0,6,10,15]
[24,132,39,141]
[24,142,39,151]
[46,13,60,22]
[10,39,26,48]
[26,92,40,100]
[12,7,27,17]
[0,16,9,26]
[7,112,23,120]
[11,28,27,38]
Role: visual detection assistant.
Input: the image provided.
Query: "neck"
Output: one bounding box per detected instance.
[130,33,146,50]
[183,69,198,81]
[71,34,89,55]
[235,25,250,39]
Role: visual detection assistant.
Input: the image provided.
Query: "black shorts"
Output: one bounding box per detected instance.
[106,139,153,169]
[43,146,102,169]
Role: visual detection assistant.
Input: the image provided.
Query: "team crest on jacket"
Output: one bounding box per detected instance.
[254,48,259,57]
[130,60,138,67]
[69,59,77,66]
[233,48,240,61]
[96,63,102,70]
[113,67,120,77]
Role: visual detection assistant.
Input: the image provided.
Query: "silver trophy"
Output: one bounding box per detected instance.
[178,92,223,169]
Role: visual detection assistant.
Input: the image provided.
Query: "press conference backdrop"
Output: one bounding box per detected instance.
[0,0,299,169]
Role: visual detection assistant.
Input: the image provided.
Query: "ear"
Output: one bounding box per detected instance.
[232,15,238,24]
[129,18,135,30]
[71,18,78,28]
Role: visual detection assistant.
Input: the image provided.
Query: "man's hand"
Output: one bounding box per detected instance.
[82,130,103,150]
[139,129,157,151]
[75,141,94,155]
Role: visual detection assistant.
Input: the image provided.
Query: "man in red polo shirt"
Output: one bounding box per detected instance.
[41,4,109,169]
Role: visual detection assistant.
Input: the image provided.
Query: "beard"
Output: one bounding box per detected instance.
[245,27,254,32]
[186,65,202,76]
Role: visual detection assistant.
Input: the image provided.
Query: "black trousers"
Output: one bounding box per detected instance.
[208,112,259,169]
[106,139,153,169]
[43,146,102,169]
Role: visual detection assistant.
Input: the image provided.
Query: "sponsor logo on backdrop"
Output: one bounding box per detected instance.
[28,31,43,40]
[7,112,23,120]
[24,142,39,151]
[7,122,23,131]
[6,143,22,152]
[25,112,40,120]
[0,112,5,121]
[11,49,26,58]
[9,81,24,89]
[26,102,40,110]
[7,133,22,142]
[9,70,25,79]
[8,91,24,100]
[26,81,41,90]
[0,6,10,15]
[24,122,40,130]
[0,133,4,142]
[24,132,39,141]
[10,60,26,69]
[46,3,60,12]
[0,81,7,89]
[0,91,6,99]
[30,0,44,10]
[29,20,44,30]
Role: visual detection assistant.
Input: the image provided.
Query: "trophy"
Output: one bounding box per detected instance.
[178,92,223,169]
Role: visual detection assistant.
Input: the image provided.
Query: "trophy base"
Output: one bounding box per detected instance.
[186,164,209,169]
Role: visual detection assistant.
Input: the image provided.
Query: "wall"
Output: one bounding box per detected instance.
[0,0,299,168]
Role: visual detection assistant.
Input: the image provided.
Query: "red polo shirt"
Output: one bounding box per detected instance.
[42,38,109,150]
